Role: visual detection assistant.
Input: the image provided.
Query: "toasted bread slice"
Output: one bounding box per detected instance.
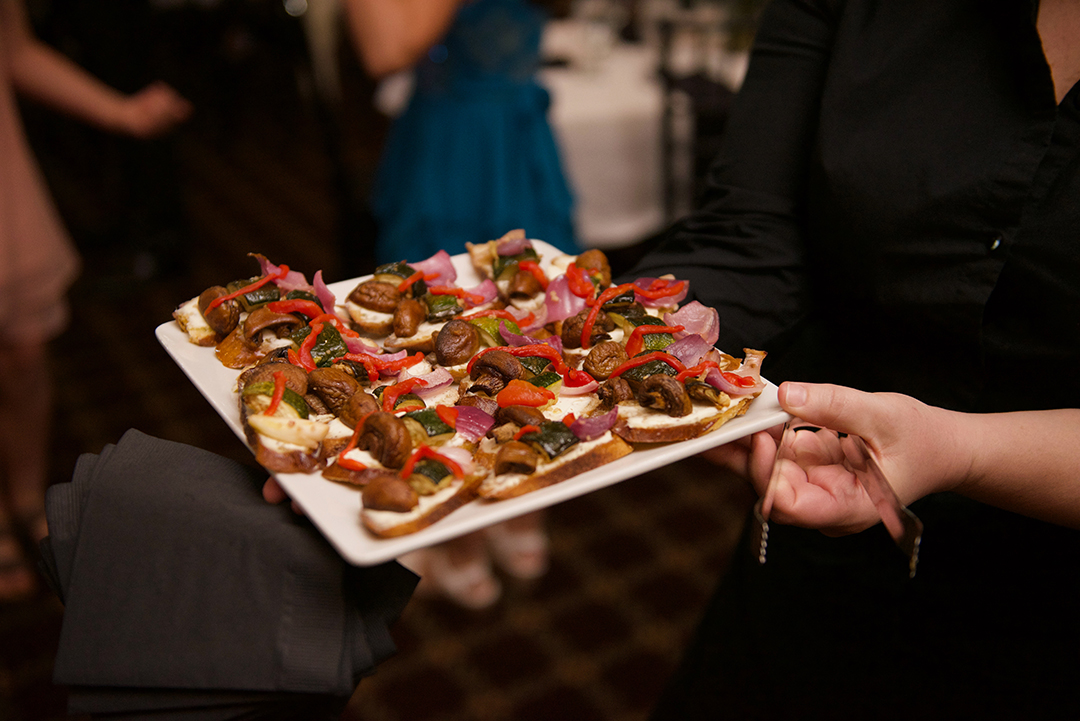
[477,432,632,500]
[362,473,484,537]
[611,396,755,444]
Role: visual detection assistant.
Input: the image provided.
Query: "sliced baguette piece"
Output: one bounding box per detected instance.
[362,473,484,538]
[611,395,755,444]
[477,431,633,500]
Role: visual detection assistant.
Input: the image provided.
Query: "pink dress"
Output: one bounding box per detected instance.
[0,32,80,345]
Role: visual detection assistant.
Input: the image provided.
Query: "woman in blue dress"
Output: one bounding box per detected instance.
[344,0,578,265]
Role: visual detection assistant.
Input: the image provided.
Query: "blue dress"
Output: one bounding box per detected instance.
[371,0,578,265]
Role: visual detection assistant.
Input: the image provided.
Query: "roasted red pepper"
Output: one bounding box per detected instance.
[428,285,488,307]
[265,370,287,416]
[297,321,323,372]
[337,351,425,383]
[461,308,535,327]
[581,283,635,349]
[609,351,687,379]
[207,265,290,310]
[435,405,459,428]
[513,424,542,441]
[633,278,688,300]
[624,324,684,358]
[497,379,555,408]
[397,269,426,293]
[399,445,464,480]
[381,377,428,412]
[675,360,720,384]
[266,298,324,319]
[566,262,596,300]
[517,260,550,290]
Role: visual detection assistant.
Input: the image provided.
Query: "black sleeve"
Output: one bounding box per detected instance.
[626,0,841,359]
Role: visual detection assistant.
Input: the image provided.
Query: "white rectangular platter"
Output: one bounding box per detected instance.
[157,243,792,565]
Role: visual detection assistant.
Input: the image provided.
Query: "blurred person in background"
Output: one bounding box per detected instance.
[342,0,579,265]
[338,0,576,609]
[0,0,190,601]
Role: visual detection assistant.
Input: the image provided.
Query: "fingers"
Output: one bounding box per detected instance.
[778,382,888,441]
[262,477,288,504]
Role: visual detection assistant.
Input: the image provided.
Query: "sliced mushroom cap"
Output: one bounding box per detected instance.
[337,391,380,429]
[242,305,303,343]
[434,319,481,366]
[575,248,612,288]
[308,367,361,415]
[456,393,499,418]
[561,308,615,349]
[637,375,693,417]
[362,471,419,512]
[237,360,309,396]
[358,412,413,469]
[508,268,542,298]
[496,404,546,428]
[583,340,629,381]
[349,280,401,313]
[597,376,634,409]
[468,349,525,395]
[198,286,240,336]
[393,298,428,338]
[494,440,540,475]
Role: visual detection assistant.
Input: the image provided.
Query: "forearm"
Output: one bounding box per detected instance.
[947,408,1080,528]
[8,39,130,132]
[342,0,460,78]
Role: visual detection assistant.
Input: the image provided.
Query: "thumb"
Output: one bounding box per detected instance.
[778,382,884,440]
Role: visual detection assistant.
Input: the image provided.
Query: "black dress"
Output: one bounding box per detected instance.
[632,0,1080,718]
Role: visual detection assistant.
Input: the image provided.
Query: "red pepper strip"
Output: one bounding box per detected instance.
[609,351,687,379]
[466,344,594,388]
[399,445,464,480]
[582,283,636,349]
[513,424,542,441]
[266,298,324,318]
[461,308,536,327]
[518,260,550,290]
[561,413,576,427]
[335,419,372,471]
[297,322,323,372]
[207,265,290,310]
[625,324,685,358]
[336,455,368,472]
[397,270,426,293]
[497,379,555,408]
[565,262,596,300]
[382,377,428,413]
[287,348,302,367]
[336,351,425,383]
[428,285,488,307]
[310,312,359,338]
[265,370,287,416]
[435,405,458,428]
[675,360,720,384]
[633,278,688,300]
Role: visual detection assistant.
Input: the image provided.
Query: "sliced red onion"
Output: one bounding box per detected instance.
[411,366,454,397]
[412,249,457,286]
[464,279,499,308]
[498,320,563,353]
[436,445,476,477]
[344,336,382,355]
[664,301,719,345]
[517,304,548,333]
[312,270,336,311]
[451,405,495,442]
[666,334,713,367]
[569,406,618,441]
[496,235,532,256]
[560,377,599,396]
[702,365,765,397]
[543,273,589,324]
[635,277,688,308]
[257,255,313,294]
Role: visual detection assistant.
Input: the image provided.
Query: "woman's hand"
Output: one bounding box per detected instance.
[115,81,193,138]
[704,382,965,535]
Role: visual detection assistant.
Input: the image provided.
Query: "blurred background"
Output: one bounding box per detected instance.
[1,0,764,718]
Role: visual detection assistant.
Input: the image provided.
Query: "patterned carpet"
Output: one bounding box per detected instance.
[0,14,756,719]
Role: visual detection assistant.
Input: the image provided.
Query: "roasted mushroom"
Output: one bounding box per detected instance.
[508,268,543,298]
[637,375,693,417]
[237,360,308,396]
[242,305,304,343]
[468,349,525,395]
[337,391,380,429]
[197,286,240,336]
[597,376,634,410]
[583,340,629,380]
[348,280,401,313]
[561,308,615,349]
[686,380,730,407]
[575,248,612,288]
[434,319,481,366]
[456,393,499,417]
[361,472,419,512]
[357,412,413,468]
[393,298,428,338]
[494,441,540,475]
[308,367,361,415]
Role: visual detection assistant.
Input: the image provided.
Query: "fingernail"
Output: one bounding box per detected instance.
[784,382,808,408]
